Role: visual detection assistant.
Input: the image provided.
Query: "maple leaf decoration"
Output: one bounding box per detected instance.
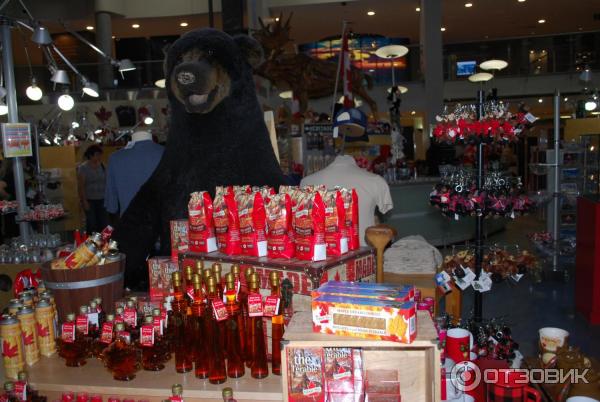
[36,323,49,337]
[334,271,341,281]
[23,332,34,345]
[2,340,18,358]
[94,106,112,123]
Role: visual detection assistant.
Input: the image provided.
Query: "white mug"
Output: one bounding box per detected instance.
[565,397,600,402]
[539,327,569,352]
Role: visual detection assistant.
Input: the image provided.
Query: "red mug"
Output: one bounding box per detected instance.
[446,328,474,363]
[487,369,541,402]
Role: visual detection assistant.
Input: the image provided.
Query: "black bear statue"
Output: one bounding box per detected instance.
[113,28,287,288]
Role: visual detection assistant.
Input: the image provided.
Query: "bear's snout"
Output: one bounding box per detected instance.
[177,71,196,86]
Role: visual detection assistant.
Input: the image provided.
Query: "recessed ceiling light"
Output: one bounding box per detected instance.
[518,0,526,2]
[578,27,583,31]
[538,98,543,103]
[275,17,280,21]
[440,27,446,32]
[464,2,473,7]
[411,110,416,115]
[132,23,140,29]
[538,19,546,24]
[112,35,116,39]
[86,26,94,30]
[180,22,189,27]
[529,50,534,54]
[564,97,568,101]
[367,10,375,16]
[416,7,421,12]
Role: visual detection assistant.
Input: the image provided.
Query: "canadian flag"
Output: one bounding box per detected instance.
[339,28,353,108]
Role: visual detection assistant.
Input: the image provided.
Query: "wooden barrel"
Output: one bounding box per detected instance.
[40,256,125,323]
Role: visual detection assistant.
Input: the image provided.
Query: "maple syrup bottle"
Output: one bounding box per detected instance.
[269,271,284,375]
[242,266,255,366]
[140,316,164,371]
[230,265,246,364]
[91,313,115,359]
[58,313,88,367]
[93,297,106,328]
[247,273,269,379]
[103,322,140,381]
[171,272,193,373]
[151,308,170,363]
[77,305,93,357]
[169,384,183,402]
[123,300,139,342]
[212,263,224,299]
[212,267,227,357]
[3,382,19,402]
[195,260,204,277]
[205,276,227,384]
[222,388,237,402]
[224,273,245,378]
[191,275,209,379]
[183,264,195,304]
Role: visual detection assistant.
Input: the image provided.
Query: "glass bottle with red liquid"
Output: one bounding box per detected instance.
[205,276,227,384]
[212,263,224,299]
[88,301,100,339]
[123,300,139,342]
[3,382,19,402]
[169,384,183,402]
[76,305,93,357]
[103,322,141,381]
[183,264,195,305]
[224,272,245,378]
[247,272,269,379]
[58,313,88,367]
[242,266,255,367]
[91,313,114,359]
[268,271,284,375]
[151,308,170,364]
[140,316,164,371]
[191,274,209,379]
[170,272,193,373]
[195,260,204,277]
[230,264,246,360]
[213,268,227,357]
[93,297,106,327]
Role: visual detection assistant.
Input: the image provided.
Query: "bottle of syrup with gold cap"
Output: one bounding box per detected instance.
[140,315,164,371]
[211,263,223,299]
[230,264,246,363]
[247,272,268,379]
[191,274,209,379]
[205,276,227,384]
[183,264,195,305]
[224,272,245,378]
[195,260,204,277]
[170,271,192,373]
[268,271,284,375]
[242,266,255,366]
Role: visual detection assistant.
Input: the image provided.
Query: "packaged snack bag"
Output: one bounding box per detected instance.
[280,185,303,212]
[213,186,242,255]
[338,188,359,251]
[287,347,325,402]
[253,185,276,202]
[169,220,189,260]
[294,191,326,261]
[266,193,295,259]
[324,347,354,394]
[237,191,268,257]
[322,190,348,257]
[188,191,217,253]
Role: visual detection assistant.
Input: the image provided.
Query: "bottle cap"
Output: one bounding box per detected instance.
[79,305,89,315]
[245,266,255,279]
[184,264,193,279]
[17,306,34,315]
[105,314,115,322]
[115,306,124,315]
[172,384,183,396]
[144,316,153,324]
[192,273,202,285]
[94,297,102,305]
[222,388,233,398]
[172,271,182,284]
[269,271,280,286]
[152,308,161,317]
[231,264,240,276]
[17,371,27,381]
[115,322,125,331]
[195,260,204,273]
[225,272,235,290]
[0,315,19,325]
[212,263,222,275]
[206,276,217,293]
[4,382,14,392]
[126,300,135,309]
[202,269,212,281]
[89,301,98,309]
[35,299,51,308]
[66,313,76,322]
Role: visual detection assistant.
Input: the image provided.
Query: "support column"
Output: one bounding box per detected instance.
[94,10,114,88]
[247,0,270,32]
[420,0,443,135]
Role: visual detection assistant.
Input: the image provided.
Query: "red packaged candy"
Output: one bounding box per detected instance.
[322,190,348,257]
[236,191,268,257]
[294,191,326,261]
[213,186,242,255]
[188,191,217,252]
[338,188,359,251]
[266,193,295,259]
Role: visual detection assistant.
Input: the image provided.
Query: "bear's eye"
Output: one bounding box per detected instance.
[206,49,214,57]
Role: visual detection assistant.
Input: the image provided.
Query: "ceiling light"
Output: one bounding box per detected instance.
[586,101,598,111]
[82,78,99,97]
[367,10,375,16]
[411,110,416,115]
[94,129,103,134]
[117,59,136,72]
[580,67,592,82]
[51,69,70,85]
[440,27,446,32]
[275,17,280,21]
[592,111,600,116]
[480,59,508,71]
[538,98,543,103]
[518,0,525,2]
[26,78,43,101]
[465,2,473,7]
[375,45,409,59]
[416,7,421,12]
[279,90,293,99]
[180,22,189,27]
[31,25,52,45]
[387,86,408,94]
[563,97,568,102]
[468,72,493,82]
[132,23,140,29]
[0,100,7,116]
[143,116,154,125]
[560,115,571,119]
[529,50,534,54]
[112,35,116,39]
[155,78,166,88]
[86,26,94,30]
[538,19,546,24]
[57,94,74,111]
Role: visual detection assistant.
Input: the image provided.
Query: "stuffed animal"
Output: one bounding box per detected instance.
[113,28,286,288]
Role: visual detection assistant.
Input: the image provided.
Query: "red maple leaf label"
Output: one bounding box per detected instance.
[36,323,49,337]
[2,340,18,358]
[22,332,34,346]
[334,271,341,281]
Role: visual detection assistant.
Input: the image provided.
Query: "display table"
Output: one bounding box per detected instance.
[282,310,441,402]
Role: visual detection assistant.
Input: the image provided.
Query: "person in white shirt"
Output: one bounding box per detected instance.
[300,155,393,247]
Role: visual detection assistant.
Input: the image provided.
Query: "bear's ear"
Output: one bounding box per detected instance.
[233,35,264,69]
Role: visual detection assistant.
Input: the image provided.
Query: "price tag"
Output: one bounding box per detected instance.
[117,330,131,344]
[263,295,280,317]
[76,314,89,335]
[153,316,164,336]
[14,381,26,402]
[88,311,99,327]
[186,285,195,301]
[61,322,75,343]
[140,325,154,347]
[247,293,263,317]
[211,299,229,322]
[100,322,114,344]
[161,309,168,328]
[124,308,137,328]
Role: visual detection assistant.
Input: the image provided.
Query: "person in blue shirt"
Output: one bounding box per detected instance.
[104,131,164,217]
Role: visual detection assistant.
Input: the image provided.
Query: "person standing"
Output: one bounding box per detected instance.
[78,145,108,233]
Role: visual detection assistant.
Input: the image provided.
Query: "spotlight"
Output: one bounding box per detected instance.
[132,24,140,29]
[81,78,99,97]
[58,94,75,111]
[86,26,94,30]
[367,10,375,16]
[538,98,543,103]
[155,78,166,88]
[180,22,189,27]
[143,116,154,125]
[585,100,597,111]
[26,78,43,101]
[31,25,52,45]
[117,59,136,72]
[51,69,70,85]
[538,19,546,24]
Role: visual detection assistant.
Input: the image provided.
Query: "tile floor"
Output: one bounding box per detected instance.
[446,215,600,359]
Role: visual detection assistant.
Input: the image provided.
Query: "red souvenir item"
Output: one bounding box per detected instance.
[321,190,348,257]
[13,269,41,296]
[213,187,242,255]
[338,188,359,251]
[236,191,268,257]
[294,191,326,261]
[266,193,295,259]
[188,191,217,252]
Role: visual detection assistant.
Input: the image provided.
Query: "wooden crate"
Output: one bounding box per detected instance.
[281,310,441,402]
